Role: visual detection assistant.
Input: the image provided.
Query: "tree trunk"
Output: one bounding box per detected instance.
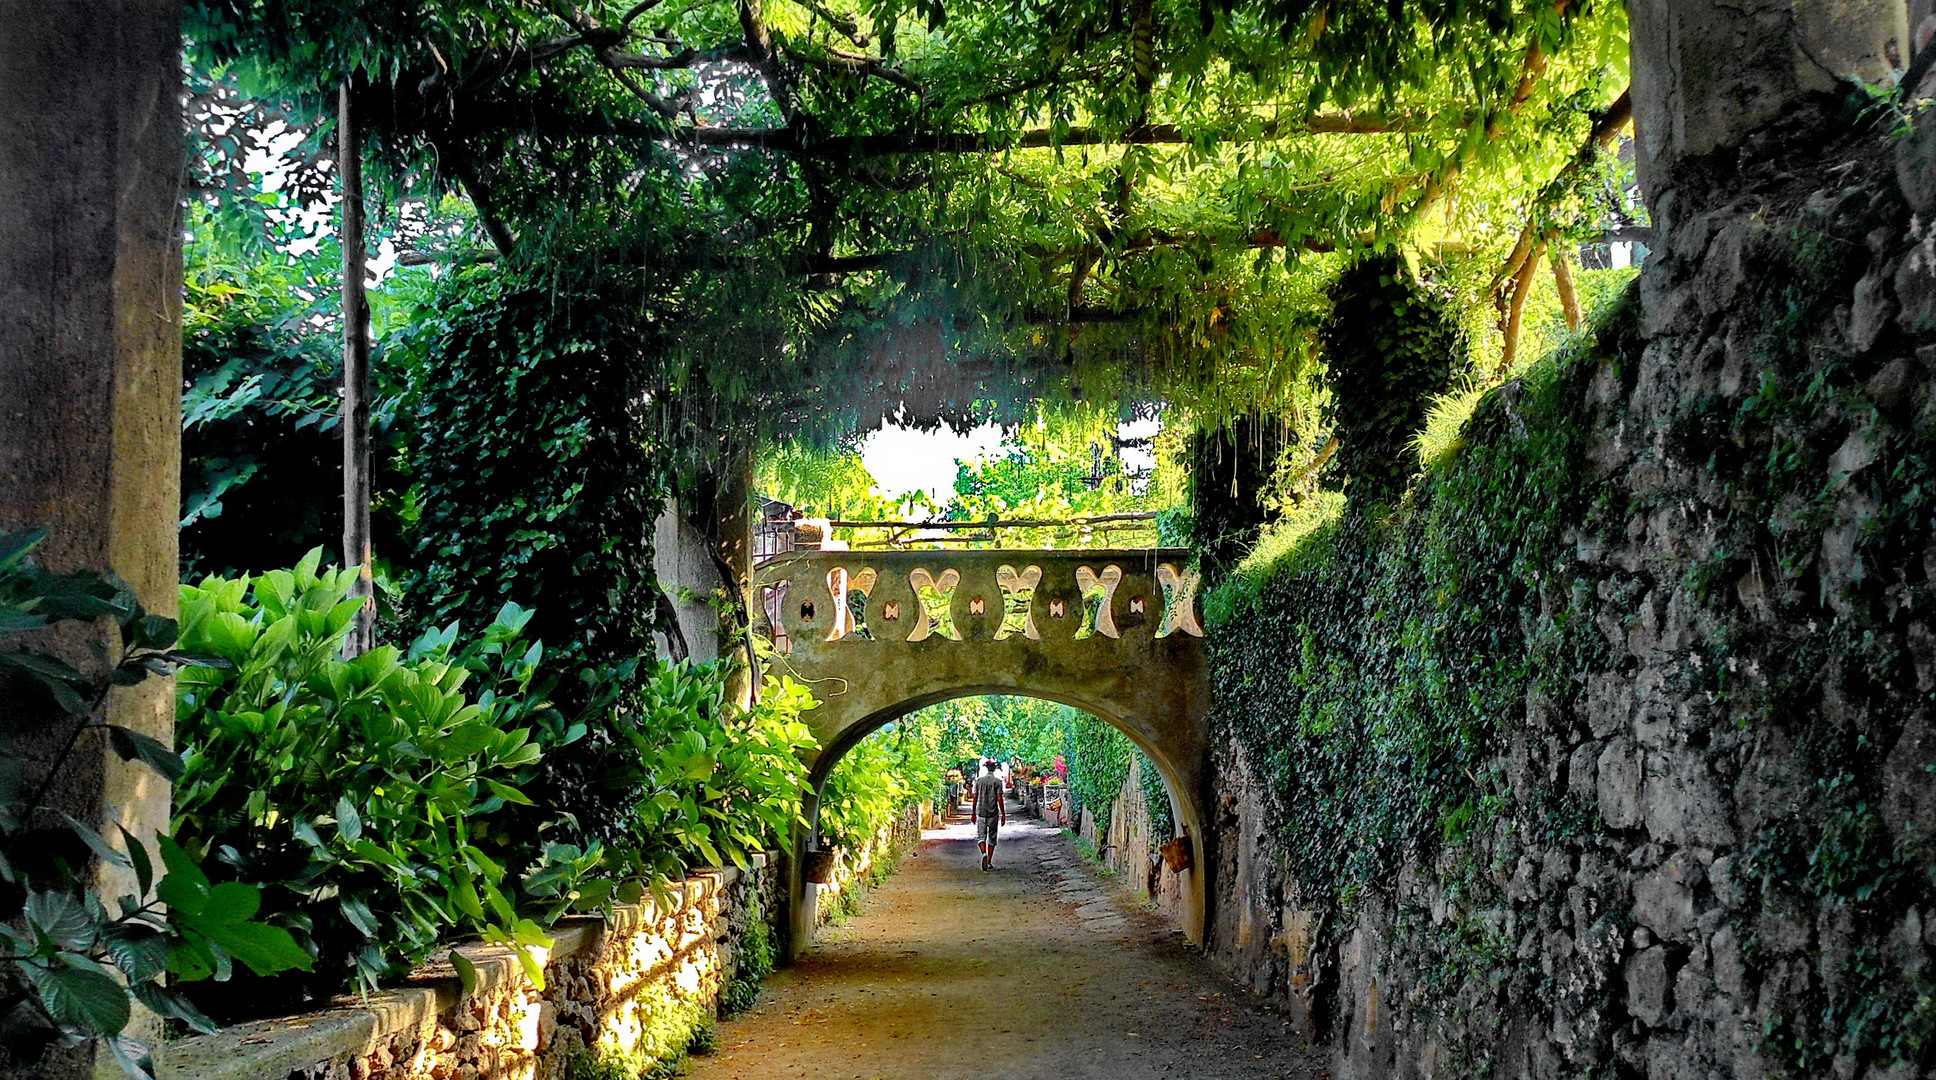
[0,3,183,1074]
[339,81,376,656]
[1552,248,1582,332]
[1496,242,1543,378]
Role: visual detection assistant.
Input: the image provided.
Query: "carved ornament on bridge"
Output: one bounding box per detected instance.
[755,554,1205,648]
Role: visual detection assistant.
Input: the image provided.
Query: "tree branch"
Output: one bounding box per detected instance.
[738,0,798,124]
[678,111,1428,156]
[445,154,517,256]
[1487,88,1634,297]
[782,43,921,93]
[1552,248,1581,331]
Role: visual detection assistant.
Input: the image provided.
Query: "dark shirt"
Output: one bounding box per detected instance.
[973,773,1003,817]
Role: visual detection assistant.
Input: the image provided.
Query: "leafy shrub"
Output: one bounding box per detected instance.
[170,550,819,1014]
[819,729,930,850]
[537,662,816,901]
[1061,712,1131,836]
[0,531,307,1076]
[1319,253,1463,502]
[171,551,550,1008]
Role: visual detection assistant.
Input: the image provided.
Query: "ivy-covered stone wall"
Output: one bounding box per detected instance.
[158,859,781,1080]
[1204,107,1936,1080]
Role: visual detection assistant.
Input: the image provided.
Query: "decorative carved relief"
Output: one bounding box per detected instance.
[905,568,962,642]
[882,600,901,621]
[969,597,986,616]
[1073,565,1123,640]
[1049,599,1066,619]
[825,566,877,642]
[994,564,1044,640]
[1156,564,1205,638]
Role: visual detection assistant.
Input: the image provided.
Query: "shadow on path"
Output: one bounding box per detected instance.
[689,802,1321,1080]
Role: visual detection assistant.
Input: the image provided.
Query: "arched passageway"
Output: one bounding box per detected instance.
[752,548,1209,956]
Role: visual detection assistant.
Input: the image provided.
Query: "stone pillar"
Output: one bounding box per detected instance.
[783,793,820,963]
[652,501,722,663]
[716,448,757,704]
[0,3,182,1074]
[1630,0,1910,195]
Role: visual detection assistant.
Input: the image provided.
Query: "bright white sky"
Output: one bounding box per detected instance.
[859,422,1006,504]
[858,416,1161,504]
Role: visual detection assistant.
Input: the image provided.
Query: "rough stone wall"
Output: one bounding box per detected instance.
[812,802,924,928]
[1083,755,1189,921]
[1206,109,1936,1080]
[160,861,779,1080]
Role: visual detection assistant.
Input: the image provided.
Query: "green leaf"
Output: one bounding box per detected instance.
[130,979,219,1035]
[130,615,179,650]
[155,837,211,916]
[118,825,153,898]
[197,917,313,976]
[25,891,94,952]
[200,881,262,924]
[339,894,380,939]
[61,812,132,873]
[483,779,534,806]
[0,650,85,685]
[105,726,185,782]
[450,949,478,994]
[22,956,132,1035]
[334,795,362,844]
[105,1032,157,1080]
[102,924,172,983]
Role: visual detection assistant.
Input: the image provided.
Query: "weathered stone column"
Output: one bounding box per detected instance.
[1630,0,1910,195]
[0,3,182,1075]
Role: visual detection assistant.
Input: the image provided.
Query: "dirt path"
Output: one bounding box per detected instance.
[688,803,1321,1080]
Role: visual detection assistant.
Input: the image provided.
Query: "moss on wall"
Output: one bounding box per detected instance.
[1204,118,1936,1078]
[1207,300,1630,923]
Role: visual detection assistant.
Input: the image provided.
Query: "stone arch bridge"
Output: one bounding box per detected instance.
[752,548,1208,956]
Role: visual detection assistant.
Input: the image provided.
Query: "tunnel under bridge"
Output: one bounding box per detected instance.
[751,548,1209,957]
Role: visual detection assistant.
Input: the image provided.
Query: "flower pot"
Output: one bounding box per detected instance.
[804,848,838,884]
[1160,833,1194,873]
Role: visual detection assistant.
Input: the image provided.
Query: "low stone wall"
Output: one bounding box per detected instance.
[1076,756,1187,923]
[159,855,779,1080]
[813,803,924,927]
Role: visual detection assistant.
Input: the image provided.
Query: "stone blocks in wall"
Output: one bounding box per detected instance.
[158,858,777,1080]
[1090,753,1188,924]
[1203,108,1936,1080]
[812,803,924,929]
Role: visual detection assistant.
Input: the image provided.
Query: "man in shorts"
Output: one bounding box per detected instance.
[971,759,1006,870]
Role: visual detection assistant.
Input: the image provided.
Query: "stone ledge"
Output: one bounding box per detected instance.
[157,854,767,1080]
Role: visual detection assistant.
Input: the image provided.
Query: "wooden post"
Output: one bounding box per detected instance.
[339,80,375,655]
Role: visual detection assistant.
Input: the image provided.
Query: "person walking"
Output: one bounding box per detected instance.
[971,759,1006,870]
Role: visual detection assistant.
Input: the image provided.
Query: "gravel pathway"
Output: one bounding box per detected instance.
[686,805,1322,1080]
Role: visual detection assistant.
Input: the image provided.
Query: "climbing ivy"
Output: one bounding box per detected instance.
[394,258,683,665]
[1206,293,1626,923]
[1319,253,1464,502]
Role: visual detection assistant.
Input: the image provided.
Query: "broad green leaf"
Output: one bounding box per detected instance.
[185,916,313,976]
[200,881,262,924]
[25,891,94,952]
[484,779,534,806]
[334,795,362,843]
[105,726,185,782]
[450,949,478,994]
[21,956,132,1035]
